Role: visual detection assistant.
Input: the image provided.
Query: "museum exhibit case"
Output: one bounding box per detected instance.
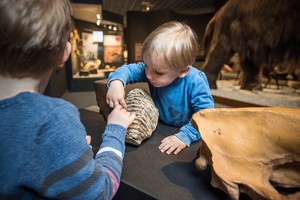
[67,2,126,91]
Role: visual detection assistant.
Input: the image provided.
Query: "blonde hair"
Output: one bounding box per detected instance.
[142,21,198,71]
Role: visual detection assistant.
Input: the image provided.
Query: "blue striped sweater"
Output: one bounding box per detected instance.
[0,92,126,200]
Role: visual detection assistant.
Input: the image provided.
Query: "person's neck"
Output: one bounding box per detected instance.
[0,75,40,100]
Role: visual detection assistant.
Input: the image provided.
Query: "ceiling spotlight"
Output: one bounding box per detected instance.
[141,1,154,12]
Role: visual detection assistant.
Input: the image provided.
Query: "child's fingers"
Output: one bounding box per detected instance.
[159,142,169,153]
[114,105,123,110]
[174,146,184,155]
[119,99,127,109]
[86,135,91,145]
[166,146,176,155]
[129,113,136,121]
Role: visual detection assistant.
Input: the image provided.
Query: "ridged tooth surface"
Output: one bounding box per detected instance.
[125,88,159,146]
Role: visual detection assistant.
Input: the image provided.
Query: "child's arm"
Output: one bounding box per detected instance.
[106,62,146,109]
[37,105,135,200]
[94,105,135,199]
[107,62,147,86]
[106,62,148,109]
[159,71,214,155]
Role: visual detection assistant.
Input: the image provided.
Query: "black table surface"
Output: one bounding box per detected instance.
[80,108,235,200]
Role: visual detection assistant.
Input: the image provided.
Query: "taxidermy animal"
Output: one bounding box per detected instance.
[192,107,300,200]
[202,0,300,90]
[263,66,297,89]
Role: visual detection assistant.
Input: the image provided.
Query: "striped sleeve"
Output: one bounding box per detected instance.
[34,105,127,200]
[94,123,127,199]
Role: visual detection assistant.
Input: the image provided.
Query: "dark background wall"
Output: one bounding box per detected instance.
[126,10,214,63]
[46,0,228,94]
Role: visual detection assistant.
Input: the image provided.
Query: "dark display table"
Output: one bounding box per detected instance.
[80,108,237,200]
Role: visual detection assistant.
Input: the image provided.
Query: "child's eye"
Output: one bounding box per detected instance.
[155,71,163,75]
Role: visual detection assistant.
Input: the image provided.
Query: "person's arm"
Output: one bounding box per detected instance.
[106,62,147,108]
[176,71,214,146]
[107,62,147,87]
[36,104,134,200]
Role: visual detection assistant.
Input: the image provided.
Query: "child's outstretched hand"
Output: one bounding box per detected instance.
[159,135,186,155]
[106,80,127,109]
[107,105,135,129]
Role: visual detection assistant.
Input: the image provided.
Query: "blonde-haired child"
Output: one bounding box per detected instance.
[107,21,214,155]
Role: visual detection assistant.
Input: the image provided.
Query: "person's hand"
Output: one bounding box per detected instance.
[107,105,136,129]
[159,135,186,155]
[86,135,91,145]
[86,135,92,148]
[106,80,127,109]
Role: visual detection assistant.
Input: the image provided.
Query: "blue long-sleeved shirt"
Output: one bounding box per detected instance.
[0,92,126,200]
[108,62,214,146]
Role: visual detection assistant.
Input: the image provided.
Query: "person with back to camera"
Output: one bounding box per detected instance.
[0,0,136,199]
[106,21,214,155]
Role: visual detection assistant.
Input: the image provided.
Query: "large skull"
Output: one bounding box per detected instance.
[192,107,300,200]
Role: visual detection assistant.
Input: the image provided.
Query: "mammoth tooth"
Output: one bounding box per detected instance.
[125,88,159,146]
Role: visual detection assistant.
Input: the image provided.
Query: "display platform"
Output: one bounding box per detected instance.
[80,107,251,200]
[212,78,300,108]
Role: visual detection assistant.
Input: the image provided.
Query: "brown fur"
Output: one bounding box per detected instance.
[202,0,300,90]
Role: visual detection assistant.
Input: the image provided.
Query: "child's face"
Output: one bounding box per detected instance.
[144,61,181,87]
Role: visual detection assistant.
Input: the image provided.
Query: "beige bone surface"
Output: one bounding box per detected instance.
[192,107,300,200]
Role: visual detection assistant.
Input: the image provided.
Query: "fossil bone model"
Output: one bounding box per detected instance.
[94,80,158,146]
[192,107,300,200]
[125,88,159,146]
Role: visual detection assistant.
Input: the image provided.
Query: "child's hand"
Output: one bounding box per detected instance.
[86,135,91,145]
[159,135,186,155]
[86,135,92,149]
[106,80,127,109]
[107,105,136,129]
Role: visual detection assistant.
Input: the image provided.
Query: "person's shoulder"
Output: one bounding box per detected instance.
[187,66,207,81]
[189,66,205,74]
[24,92,77,112]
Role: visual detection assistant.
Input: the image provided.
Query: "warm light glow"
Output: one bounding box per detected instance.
[96,19,101,26]
[96,13,101,26]
[96,13,101,19]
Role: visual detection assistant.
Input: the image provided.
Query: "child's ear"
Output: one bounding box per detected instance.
[58,42,71,67]
[178,66,190,78]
